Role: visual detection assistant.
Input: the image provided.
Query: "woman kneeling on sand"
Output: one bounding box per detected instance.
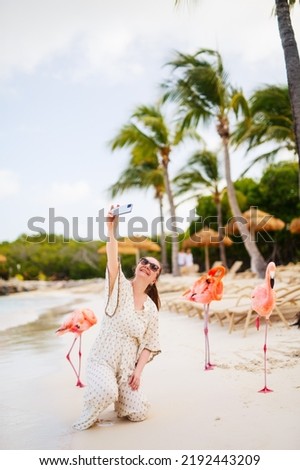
[73,207,161,431]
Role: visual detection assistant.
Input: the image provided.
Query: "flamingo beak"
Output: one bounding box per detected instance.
[270,275,275,289]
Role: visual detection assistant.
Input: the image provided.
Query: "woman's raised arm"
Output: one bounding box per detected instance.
[106,207,119,293]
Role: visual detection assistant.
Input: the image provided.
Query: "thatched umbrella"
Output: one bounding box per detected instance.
[182,227,233,272]
[98,236,161,264]
[289,217,300,234]
[227,208,285,234]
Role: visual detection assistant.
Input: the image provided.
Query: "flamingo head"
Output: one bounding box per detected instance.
[207,265,226,281]
[267,262,276,289]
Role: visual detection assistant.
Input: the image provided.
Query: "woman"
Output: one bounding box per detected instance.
[73,207,161,431]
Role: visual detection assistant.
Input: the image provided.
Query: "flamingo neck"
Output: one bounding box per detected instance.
[265,265,272,294]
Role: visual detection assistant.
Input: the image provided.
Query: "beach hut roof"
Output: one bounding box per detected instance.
[289,217,300,234]
[183,227,233,248]
[227,208,285,234]
[183,227,232,272]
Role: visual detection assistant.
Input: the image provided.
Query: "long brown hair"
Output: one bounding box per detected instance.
[145,282,161,310]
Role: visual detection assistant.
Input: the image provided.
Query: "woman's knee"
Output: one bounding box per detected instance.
[84,380,118,408]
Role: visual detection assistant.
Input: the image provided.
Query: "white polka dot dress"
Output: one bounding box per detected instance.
[72,266,161,431]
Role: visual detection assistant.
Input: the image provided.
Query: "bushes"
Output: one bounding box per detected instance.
[0,235,106,280]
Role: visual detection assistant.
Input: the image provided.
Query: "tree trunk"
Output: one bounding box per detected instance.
[204,245,210,272]
[275,0,300,195]
[161,151,180,276]
[222,134,266,278]
[158,193,169,273]
[216,198,227,268]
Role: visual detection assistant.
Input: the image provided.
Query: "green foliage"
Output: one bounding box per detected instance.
[192,196,217,234]
[233,178,262,208]
[0,235,106,280]
[258,161,300,222]
[221,189,249,220]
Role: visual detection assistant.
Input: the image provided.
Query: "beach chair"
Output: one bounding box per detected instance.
[223,292,253,334]
[160,293,204,319]
[241,285,300,336]
[226,260,243,278]
[180,264,199,275]
[211,261,222,268]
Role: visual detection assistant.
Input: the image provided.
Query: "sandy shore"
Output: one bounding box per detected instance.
[0,278,300,450]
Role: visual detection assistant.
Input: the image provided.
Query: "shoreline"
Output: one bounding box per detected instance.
[0,278,104,296]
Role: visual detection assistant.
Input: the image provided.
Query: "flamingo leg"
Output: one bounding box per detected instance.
[76,335,85,388]
[204,303,214,371]
[66,336,85,387]
[258,318,273,393]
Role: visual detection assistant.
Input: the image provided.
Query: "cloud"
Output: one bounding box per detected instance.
[48,180,92,204]
[0,0,165,81]
[0,169,20,199]
[1,0,296,84]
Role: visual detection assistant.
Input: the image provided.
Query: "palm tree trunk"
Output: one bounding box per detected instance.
[222,136,266,278]
[161,153,180,276]
[216,198,227,268]
[204,245,210,272]
[158,193,169,273]
[275,0,300,195]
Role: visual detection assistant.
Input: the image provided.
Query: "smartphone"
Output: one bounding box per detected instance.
[111,204,133,216]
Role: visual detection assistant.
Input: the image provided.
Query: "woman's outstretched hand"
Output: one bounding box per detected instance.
[106,205,120,291]
[106,205,118,233]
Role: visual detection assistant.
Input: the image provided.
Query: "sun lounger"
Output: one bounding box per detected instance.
[239,285,300,336]
[226,260,243,278]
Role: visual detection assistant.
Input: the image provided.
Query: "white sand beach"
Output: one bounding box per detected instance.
[0,275,299,451]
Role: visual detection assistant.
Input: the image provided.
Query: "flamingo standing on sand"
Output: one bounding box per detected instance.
[251,261,276,393]
[183,265,226,370]
[56,308,97,387]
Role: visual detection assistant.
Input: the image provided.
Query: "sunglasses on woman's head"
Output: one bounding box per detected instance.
[139,257,160,273]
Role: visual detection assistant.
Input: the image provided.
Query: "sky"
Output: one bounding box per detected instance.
[0,0,299,242]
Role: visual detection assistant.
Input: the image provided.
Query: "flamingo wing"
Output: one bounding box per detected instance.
[76,309,97,332]
[56,308,97,335]
[55,311,81,335]
[82,308,97,327]
[183,266,226,304]
[251,286,275,317]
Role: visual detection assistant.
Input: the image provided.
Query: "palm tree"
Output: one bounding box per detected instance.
[174,0,300,192]
[233,84,296,174]
[173,149,228,267]
[110,104,196,276]
[163,48,266,277]
[108,158,169,273]
[274,0,300,192]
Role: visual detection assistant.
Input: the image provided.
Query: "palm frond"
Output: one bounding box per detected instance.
[232,84,296,153]
[132,105,169,146]
[240,147,285,177]
[230,90,250,118]
[188,150,220,181]
[109,124,145,150]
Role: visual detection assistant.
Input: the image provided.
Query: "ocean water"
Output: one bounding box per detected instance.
[0,289,86,332]
[0,287,103,449]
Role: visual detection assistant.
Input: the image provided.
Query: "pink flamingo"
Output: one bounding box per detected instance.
[183,265,226,370]
[251,261,276,393]
[56,308,97,387]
